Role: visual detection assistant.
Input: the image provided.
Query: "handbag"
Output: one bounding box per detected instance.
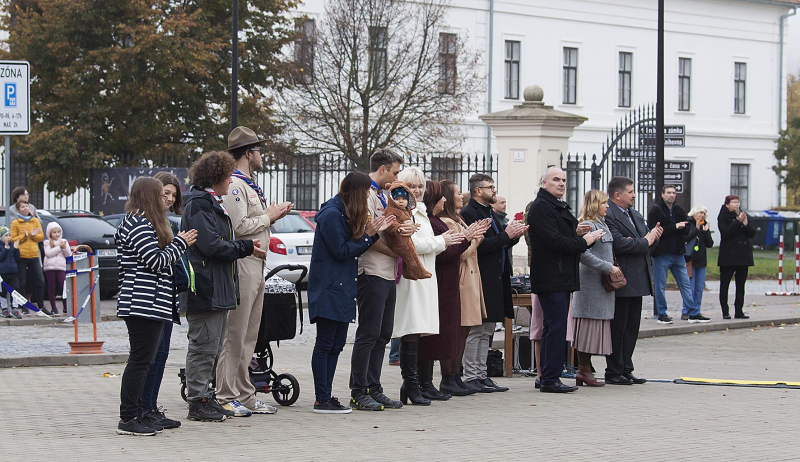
[603,254,627,292]
[685,236,697,257]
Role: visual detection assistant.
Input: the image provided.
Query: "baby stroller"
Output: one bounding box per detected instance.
[179,264,306,407]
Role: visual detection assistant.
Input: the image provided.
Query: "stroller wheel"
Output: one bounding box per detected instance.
[272,373,300,406]
[181,383,188,402]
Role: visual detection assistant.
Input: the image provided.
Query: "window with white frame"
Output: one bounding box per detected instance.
[734,62,746,114]
[369,26,388,90]
[618,52,632,108]
[563,47,578,104]
[678,57,691,111]
[730,164,749,210]
[504,41,520,99]
[438,33,457,95]
[294,18,316,85]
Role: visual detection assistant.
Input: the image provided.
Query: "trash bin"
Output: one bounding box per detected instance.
[780,211,800,250]
[747,210,785,250]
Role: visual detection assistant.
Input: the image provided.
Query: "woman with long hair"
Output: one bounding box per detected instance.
[418,180,488,399]
[116,177,197,436]
[308,171,395,413]
[571,190,619,387]
[393,168,464,405]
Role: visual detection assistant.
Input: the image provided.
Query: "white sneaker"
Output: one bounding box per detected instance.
[222,400,252,417]
[249,399,278,414]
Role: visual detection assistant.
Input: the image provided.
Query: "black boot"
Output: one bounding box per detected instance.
[419,360,450,401]
[439,374,472,397]
[399,342,431,406]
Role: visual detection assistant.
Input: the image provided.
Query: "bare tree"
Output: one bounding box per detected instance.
[278,0,484,170]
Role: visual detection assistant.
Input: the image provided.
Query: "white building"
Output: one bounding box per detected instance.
[297,0,797,225]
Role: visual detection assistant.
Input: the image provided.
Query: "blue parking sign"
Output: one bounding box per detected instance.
[4,83,16,107]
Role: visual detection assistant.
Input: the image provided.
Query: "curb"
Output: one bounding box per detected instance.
[0,353,129,368]
[0,314,120,327]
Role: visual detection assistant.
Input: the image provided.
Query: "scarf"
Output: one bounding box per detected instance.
[232,169,266,206]
[204,188,228,216]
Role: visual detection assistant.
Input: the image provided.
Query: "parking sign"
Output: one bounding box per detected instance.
[0,61,30,135]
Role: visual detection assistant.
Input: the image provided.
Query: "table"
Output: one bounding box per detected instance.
[504,293,532,377]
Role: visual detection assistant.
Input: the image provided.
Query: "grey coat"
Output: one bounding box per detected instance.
[604,200,655,298]
[572,220,615,320]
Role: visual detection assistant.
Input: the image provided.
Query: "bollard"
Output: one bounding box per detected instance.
[67,245,104,354]
[766,234,799,296]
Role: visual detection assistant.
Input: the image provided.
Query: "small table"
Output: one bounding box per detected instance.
[505,293,532,377]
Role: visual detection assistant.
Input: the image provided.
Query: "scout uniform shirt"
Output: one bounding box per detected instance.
[224,175,270,257]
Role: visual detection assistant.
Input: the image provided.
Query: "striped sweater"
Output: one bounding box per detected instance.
[115,213,188,322]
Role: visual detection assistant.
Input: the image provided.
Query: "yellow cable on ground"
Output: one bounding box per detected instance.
[677,377,800,387]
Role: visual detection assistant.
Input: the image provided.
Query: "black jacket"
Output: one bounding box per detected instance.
[648,199,689,257]
[461,198,518,322]
[717,205,755,267]
[684,217,714,268]
[527,188,588,294]
[181,186,254,312]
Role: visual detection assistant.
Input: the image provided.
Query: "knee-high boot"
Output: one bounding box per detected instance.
[399,342,431,406]
[419,360,450,401]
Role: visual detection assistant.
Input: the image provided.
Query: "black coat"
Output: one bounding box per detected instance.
[717,205,755,267]
[648,199,689,257]
[605,201,654,297]
[181,187,255,312]
[527,188,588,294]
[684,217,714,268]
[461,198,518,322]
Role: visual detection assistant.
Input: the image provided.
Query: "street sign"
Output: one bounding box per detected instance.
[664,171,683,181]
[664,161,690,170]
[0,61,30,135]
[667,183,683,193]
[639,124,685,148]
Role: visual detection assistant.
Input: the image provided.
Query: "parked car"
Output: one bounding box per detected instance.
[37,210,120,300]
[297,210,317,229]
[266,211,313,285]
[102,213,126,229]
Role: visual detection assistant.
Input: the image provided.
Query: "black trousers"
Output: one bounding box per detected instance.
[538,291,570,385]
[605,296,642,378]
[719,266,748,316]
[18,257,44,309]
[350,274,396,391]
[120,316,165,421]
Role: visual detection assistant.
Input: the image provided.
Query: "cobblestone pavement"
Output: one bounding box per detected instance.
[0,324,798,461]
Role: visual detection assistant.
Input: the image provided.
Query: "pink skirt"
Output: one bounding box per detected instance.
[570,317,613,355]
[529,294,574,342]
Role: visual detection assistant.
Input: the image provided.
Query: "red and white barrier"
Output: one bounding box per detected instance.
[766,234,800,296]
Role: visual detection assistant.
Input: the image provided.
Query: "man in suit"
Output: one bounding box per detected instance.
[528,167,604,393]
[604,177,662,385]
[461,173,526,392]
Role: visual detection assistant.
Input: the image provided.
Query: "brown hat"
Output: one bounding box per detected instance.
[227,126,264,151]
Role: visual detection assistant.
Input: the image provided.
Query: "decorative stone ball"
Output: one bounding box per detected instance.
[523,85,544,102]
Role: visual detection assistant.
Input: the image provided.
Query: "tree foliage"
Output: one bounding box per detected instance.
[2,0,297,195]
[277,0,484,171]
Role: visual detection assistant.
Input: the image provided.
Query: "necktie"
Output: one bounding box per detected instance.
[624,208,635,229]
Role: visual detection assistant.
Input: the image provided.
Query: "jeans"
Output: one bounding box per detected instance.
[0,272,20,309]
[18,257,44,309]
[719,265,749,317]
[312,317,349,403]
[463,322,494,381]
[45,270,66,313]
[683,266,707,315]
[120,316,165,421]
[185,310,227,401]
[538,291,570,385]
[141,321,173,412]
[350,274,396,391]
[653,254,697,317]
[389,338,400,363]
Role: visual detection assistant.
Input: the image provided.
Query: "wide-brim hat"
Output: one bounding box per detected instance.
[227,126,265,151]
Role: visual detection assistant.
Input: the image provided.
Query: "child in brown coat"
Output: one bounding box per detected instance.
[382,182,431,280]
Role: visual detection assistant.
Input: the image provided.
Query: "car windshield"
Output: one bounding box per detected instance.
[271,214,314,233]
[59,216,118,240]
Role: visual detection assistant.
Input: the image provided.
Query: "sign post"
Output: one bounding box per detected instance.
[0,60,31,227]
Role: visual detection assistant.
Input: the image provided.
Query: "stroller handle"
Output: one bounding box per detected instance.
[265,264,308,283]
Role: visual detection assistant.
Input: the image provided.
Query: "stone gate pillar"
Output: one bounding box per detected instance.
[479,85,587,261]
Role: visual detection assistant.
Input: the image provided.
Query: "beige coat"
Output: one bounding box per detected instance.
[441,217,486,326]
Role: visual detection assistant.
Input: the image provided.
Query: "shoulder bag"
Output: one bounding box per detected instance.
[603,253,627,292]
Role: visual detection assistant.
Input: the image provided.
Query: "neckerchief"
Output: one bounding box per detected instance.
[371,179,387,209]
[232,169,266,206]
[204,188,228,216]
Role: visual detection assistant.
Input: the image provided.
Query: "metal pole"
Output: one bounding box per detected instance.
[485,0,495,171]
[4,135,9,228]
[655,0,665,195]
[230,0,239,131]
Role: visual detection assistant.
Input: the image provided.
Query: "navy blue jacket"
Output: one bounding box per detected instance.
[0,245,20,274]
[307,194,379,324]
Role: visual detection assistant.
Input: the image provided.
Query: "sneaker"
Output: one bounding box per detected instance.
[11,310,21,320]
[0,310,10,319]
[314,397,352,414]
[249,399,278,415]
[369,387,403,409]
[207,397,235,418]
[21,307,31,316]
[657,315,673,324]
[187,398,226,422]
[139,412,164,433]
[147,408,181,429]
[688,314,711,323]
[116,417,157,436]
[222,400,252,417]
[350,389,384,411]
[680,314,689,321]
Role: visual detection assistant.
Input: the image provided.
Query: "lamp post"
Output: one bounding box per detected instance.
[655,0,665,196]
[231,0,239,131]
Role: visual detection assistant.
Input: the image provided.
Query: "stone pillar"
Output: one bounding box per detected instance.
[479,85,587,261]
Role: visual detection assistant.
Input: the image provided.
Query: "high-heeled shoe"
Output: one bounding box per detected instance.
[575,365,604,387]
[399,342,431,406]
[418,360,449,401]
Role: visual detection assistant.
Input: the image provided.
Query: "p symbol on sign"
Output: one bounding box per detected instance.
[4,83,16,107]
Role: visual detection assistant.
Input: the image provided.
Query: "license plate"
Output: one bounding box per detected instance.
[296,246,313,255]
[96,249,117,257]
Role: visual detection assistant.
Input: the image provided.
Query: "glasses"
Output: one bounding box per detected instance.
[477,185,497,192]
[250,146,262,153]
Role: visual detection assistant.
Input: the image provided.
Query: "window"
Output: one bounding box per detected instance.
[439,33,457,95]
[286,155,319,211]
[730,164,750,210]
[504,41,520,99]
[431,156,460,183]
[618,52,632,108]
[678,57,691,111]
[369,26,388,89]
[294,19,316,84]
[566,161,579,211]
[734,62,746,114]
[563,47,578,104]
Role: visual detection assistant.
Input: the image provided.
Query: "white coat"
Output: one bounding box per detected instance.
[392,202,446,338]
